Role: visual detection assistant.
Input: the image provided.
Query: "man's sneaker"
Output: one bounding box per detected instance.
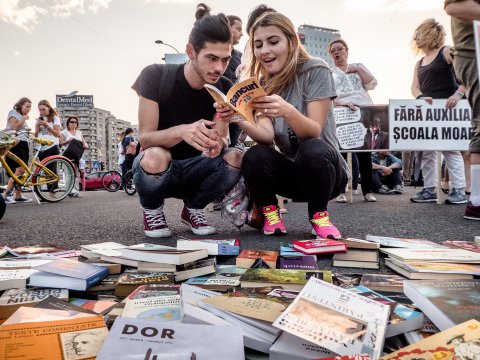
[310,211,341,239]
[379,185,393,195]
[364,193,377,202]
[393,184,403,194]
[4,192,15,204]
[262,205,286,236]
[445,188,468,205]
[181,206,216,235]
[14,195,32,203]
[464,201,480,220]
[410,189,437,203]
[143,206,172,238]
[336,194,347,203]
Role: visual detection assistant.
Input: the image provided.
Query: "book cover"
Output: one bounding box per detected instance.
[204,77,267,125]
[365,235,446,249]
[279,255,319,270]
[380,248,480,263]
[441,240,480,253]
[240,269,333,291]
[177,237,240,256]
[273,277,390,360]
[6,244,68,257]
[332,249,379,269]
[0,269,37,290]
[279,242,315,257]
[0,315,108,359]
[403,279,480,330]
[97,318,245,359]
[174,256,216,282]
[385,258,475,280]
[115,271,175,297]
[350,286,424,338]
[339,237,380,250]
[70,298,118,315]
[185,265,246,291]
[80,241,126,258]
[121,244,208,265]
[382,319,480,360]
[122,294,182,321]
[359,273,405,293]
[292,239,347,254]
[127,284,181,300]
[87,273,121,292]
[236,249,278,269]
[0,259,52,269]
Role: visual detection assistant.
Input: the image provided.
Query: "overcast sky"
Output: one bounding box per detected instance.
[0,0,451,128]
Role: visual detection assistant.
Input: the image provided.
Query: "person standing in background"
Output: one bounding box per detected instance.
[3,97,32,204]
[329,39,377,203]
[410,18,467,205]
[117,130,127,189]
[445,0,480,220]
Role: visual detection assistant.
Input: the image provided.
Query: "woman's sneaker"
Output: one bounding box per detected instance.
[310,211,341,239]
[262,205,286,235]
[4,192,16,204]
[14,195,32,203]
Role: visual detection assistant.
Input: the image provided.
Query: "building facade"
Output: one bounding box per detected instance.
[298,25,341,67]
[56,95,132,172]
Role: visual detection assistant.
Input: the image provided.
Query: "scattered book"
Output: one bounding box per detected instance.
[236,249,278,269]
[279,242,316,257]
[365,235,446,249]
[273,277,390,360]
[385,257,477,280]
[87,273,121,292]
[70,298,118,315]
[403,279,480,330]
[29,258,109,291]
[441,240,480,253]
[292,239,347,255]
[120,243,208,265]
[204,77,267,125]
[0,315,108,359]
[174,256,216,282]
[33,296,97,315]
[176,237,240,255]
[122,294,182,321]
[239,269,333,291]
[97,318,245,359]
[136,261,176,273]
[350,285,424,338]
[380,247,480,263]
[382,319,480,360]
[80,241,126,258]
[115,271,175,297]
[6,244,68,257]
[127,284,181,300]
[0,287,69,320]
[0,258,52,269]
[0,269,37,291]
[279,255,319,270]
[185,265,246,292]
[332,249,379,269]
[338,237,380,250]
[359,273,405,293]
[81,260,122,274]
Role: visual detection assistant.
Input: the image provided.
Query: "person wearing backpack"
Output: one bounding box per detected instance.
[131,3,241,238]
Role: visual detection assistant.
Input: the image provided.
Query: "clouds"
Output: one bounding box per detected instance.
[0,0,111,32]
[343,0,443,13]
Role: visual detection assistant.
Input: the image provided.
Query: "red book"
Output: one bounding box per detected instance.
[292,239,347,255]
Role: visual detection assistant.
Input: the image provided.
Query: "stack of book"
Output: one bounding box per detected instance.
[278,242,319,270]
[332,238,380,269]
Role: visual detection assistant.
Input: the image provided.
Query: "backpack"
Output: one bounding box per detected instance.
[158,63,183,106]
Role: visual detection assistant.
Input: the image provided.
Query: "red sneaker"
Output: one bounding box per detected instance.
[262,205,286,236]
[143,205,171,238]
[464,201,480,221]
[181,206,216,235]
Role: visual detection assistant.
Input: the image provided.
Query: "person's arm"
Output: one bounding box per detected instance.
[9,114,28,132]
[442,46,467,108]
[59,131,68,146]
[80,131,88,149]
[51,120,61,138]
[347,63,377,90]
[138,96,221,153]
[445,0,480,23]
[386,155,402,169]
[411,62,423,98]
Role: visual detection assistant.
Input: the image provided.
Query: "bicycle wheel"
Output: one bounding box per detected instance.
[33,157,75,203]
[124,170,136,196]
[102,170,122,192]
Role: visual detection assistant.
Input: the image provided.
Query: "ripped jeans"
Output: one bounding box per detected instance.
[133,149,241,210]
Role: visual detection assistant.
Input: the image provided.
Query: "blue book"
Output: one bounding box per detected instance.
[29,258,109,291]
[177,238,240,256]
[350,285,424,338]
[279,243,316,258]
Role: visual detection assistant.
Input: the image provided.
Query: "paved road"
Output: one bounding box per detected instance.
[1,186,477,271]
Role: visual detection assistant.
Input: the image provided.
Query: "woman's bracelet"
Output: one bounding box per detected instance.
[455,91,464,98]
[416,94,425,99]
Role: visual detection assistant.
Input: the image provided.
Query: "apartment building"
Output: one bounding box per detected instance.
[298,25,341,67]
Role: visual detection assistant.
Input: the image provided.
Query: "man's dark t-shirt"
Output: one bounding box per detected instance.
[132,64,232,160]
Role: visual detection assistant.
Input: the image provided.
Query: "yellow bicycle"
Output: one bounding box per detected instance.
[0,131,75,203]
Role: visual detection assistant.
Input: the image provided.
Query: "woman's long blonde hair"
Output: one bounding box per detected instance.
[247,12,310,95]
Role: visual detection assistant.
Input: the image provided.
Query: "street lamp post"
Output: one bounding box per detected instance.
[154,40,180,53]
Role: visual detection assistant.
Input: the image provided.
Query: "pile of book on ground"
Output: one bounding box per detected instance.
[0,235,479,359]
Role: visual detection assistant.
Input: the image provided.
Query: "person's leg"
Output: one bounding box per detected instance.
[4,141,29,202]
[443,151,467,204]
[357,152,376,202]
[411,150,437,203]
[372,170,383,192]
[462,151,471,194]
[402,151,413,185]
[351,152,359,192]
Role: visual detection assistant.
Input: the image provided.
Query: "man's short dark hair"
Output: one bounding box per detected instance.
[189,3,232,53]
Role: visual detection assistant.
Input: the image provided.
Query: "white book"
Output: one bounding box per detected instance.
[122,294,182,321]
[0,269,37,291]
[273,277,390,360]
[120,244,208,265]
[269,331,335,360]
[0,259,52,269]
[97,318,244,359]
[81,242,126,258]
[380,247,480,263]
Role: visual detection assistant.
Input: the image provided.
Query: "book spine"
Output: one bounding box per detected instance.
[85,267,109,288]
[217,245,240,256]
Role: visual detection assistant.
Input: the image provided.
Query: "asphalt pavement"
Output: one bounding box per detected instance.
[0,186,478,272]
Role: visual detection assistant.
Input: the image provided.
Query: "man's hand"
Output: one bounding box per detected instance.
[182,120,221,153]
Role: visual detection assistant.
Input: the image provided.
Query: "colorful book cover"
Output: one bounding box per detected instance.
[33,258,108,283]
[127,284,181,300]
[441,240,480,253]
[185,265,246,290]
[122,294,182,321]
[240,269,333,289]
[279,255,319,270]
[236,249,278,269]
[292,239,347,254]
[273,277,390,360]
[382,319,480,360]
[365,235,446,249]
[359,273,405,293]
[279,242,313,257]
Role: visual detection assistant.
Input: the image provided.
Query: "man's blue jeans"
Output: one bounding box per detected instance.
[133,150,240,210]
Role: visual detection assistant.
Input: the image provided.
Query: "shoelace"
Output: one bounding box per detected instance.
[264,209,281,225]
[187,208,207,226]
[311,214,332,227]
[144,208,167,227]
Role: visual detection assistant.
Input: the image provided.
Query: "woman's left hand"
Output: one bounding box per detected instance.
[446,93,461,109]
[252,95,293,119]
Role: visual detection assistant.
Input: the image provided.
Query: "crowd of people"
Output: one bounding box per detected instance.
[3,1,479,236]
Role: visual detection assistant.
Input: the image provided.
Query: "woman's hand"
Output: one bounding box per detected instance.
[214,103,236,122]
[446,93,462,109]
[251,95,294,119]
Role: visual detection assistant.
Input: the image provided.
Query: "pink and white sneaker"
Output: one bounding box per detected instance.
[310,211,341,239]
[262,205,286,236]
